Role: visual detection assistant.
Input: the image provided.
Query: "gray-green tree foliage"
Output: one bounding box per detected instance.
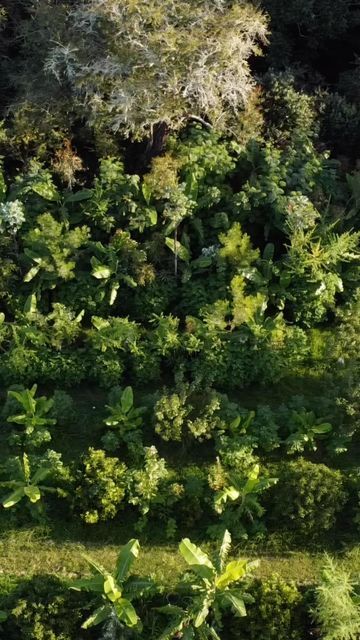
[44,0,268,136]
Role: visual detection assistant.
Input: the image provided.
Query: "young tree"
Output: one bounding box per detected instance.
[43,0,268,141]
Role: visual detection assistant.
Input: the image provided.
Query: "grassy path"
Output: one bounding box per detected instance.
[1,529,359,586]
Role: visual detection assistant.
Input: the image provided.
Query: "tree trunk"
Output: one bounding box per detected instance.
[142,121,170,168]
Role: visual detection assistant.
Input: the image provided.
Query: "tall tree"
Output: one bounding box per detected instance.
[42,0,268,141]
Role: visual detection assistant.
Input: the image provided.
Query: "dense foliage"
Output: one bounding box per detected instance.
[1,0,360,638]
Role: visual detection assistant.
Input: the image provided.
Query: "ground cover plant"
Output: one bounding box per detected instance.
[0,0,360,638]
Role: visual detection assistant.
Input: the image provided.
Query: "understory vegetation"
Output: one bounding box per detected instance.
[0,1,360,638]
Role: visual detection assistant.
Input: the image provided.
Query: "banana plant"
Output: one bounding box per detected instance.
[90,236,140,305]
[101,386,146,457]
[6,384,55,450]
[285,410,333,454]
[1,453,62,511]
[22,212,89,293]
[213,465,278,539]
[158,530,257,640]
[70,539,152,631]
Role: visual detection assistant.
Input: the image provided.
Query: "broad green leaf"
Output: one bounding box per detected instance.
[24,485,41,503]
[91,257,111,279]
[223,592,247,617]
[0,312,4,324]
[165,237,190,262]
[2,487,25,508]
[82,604,113,629]
[191,255,212,269]
[70,574,105,593]
[24,248,42,261]
[83,554,108,577]
[24,293,37,314]
[104,575,122,602]
[218,530,232,572]
[22,453,31,482]
[179,539,215,579]
[115,598,139,627]
[208,627,222,640]
[0,166,6,202]
[185,171,198,200]
[215,560,248,589]
[194,598,210,628]
[75,309,85,323]
[110,284,119,305]
[65,189,93,203]
[149,208,158,225]
[122,274,137,288]
[313,422,332,434]
[0,610,7,622]
[229,416,241,431]
[116,538,139,582]
[263,243,275,261]
[120,388,134,416]
[91,316,110,331]
[32,182,60,201]
[24,264,41,282]
[123,576,155,597]
[141,181,152,205]
[8,387,36,414]
[215,486,240,513]
[31,466,51,486]
[242,465,260,494]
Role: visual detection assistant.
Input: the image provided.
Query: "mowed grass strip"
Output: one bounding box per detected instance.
[1,529,359,586]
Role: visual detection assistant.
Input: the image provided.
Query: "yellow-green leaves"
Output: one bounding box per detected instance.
[179,538,215,580]
[215,560,249,589]
[1,453,55,510]
[70,539,142,630]
[116,538,140,582]
[165,237,190,262]
[164,530,257,637]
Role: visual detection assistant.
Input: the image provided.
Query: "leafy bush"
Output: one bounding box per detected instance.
[74,448,128,524]
[128,446,168,521]
[231,574,303,640]
[3,575,87,640]
[49,390,74,427]
[268,459,347,538]
[153,387,190,442]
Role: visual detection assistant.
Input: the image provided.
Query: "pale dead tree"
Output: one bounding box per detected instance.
[43,0,268,145]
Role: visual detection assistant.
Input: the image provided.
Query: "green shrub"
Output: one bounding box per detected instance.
[154,387,190,442]
[49,391,74,427]
[74,448,128,524]
[3,575,87,640]
[268,459,347,538]
[230,574,303,640]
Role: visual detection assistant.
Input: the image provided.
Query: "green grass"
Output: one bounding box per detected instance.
[1,528,360,586]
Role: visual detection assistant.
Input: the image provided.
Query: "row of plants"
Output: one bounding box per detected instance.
[1,383,359,542]
[0,114,360,391]
[0,537,359,640]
